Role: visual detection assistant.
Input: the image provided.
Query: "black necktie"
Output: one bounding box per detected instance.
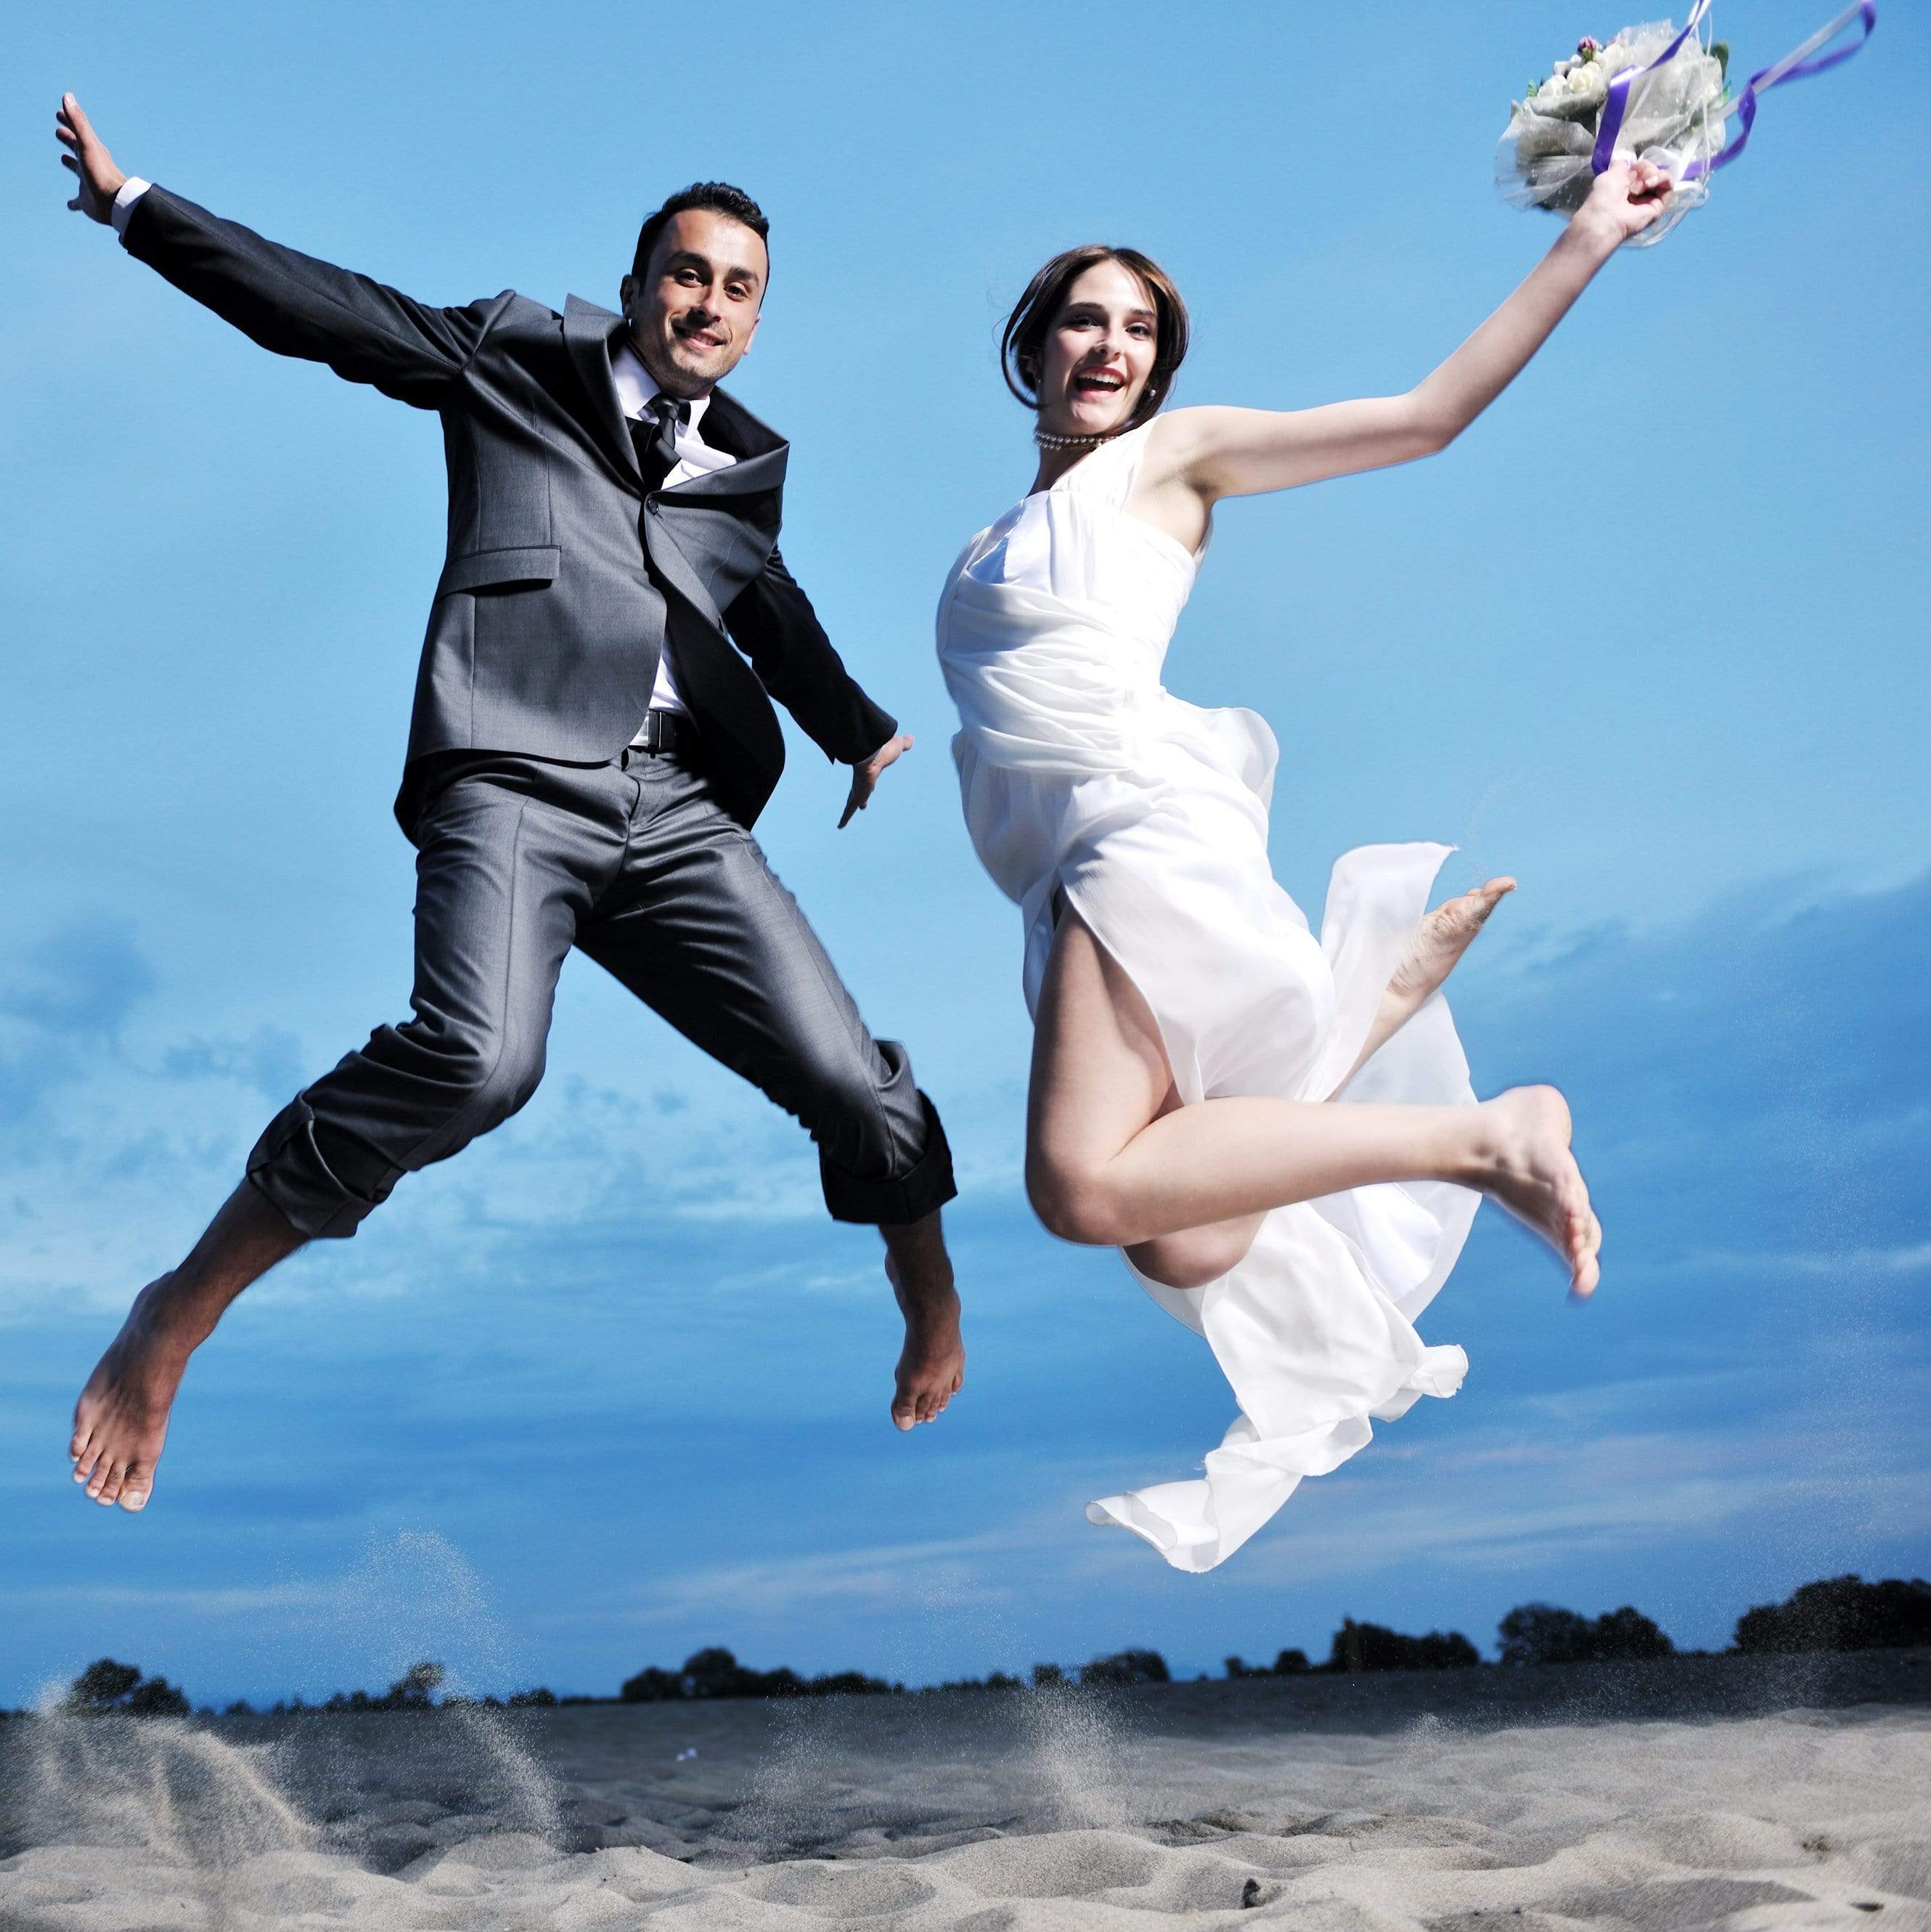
[629,395,690,495]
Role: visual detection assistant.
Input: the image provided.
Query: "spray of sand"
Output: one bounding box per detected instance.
[1,1692,311,1931]
[1016,1678,1138,1830]
[318,1528,563,1845]
[0,1528,561,1928]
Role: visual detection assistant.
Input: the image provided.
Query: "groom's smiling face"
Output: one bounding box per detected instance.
[621,209,766,399]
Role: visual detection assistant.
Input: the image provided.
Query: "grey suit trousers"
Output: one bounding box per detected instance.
[245,749,955,1236]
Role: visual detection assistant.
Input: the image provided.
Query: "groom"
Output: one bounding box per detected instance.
[55,95,965,1512]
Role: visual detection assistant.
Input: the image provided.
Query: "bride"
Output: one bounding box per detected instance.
[937,160,1673,1570]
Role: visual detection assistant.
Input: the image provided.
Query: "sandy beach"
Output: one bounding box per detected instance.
[3,1647,1928,1929]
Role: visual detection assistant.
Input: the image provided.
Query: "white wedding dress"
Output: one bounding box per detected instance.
[936,420,1482,1572]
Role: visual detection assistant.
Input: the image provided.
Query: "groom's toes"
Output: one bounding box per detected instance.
[119,1470,152,1512]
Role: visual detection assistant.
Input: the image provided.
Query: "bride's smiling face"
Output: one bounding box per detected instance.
[1035,261,1160,439]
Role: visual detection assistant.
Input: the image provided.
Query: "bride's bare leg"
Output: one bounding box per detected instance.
[1027,912,1601,1296]
[1339,876,1516,1091]
[1127,1084,1266,1290]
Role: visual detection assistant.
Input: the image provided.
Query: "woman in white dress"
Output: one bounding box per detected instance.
[937,160,1673,1571]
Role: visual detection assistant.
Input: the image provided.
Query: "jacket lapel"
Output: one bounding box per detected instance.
[695,386,785,464]
[648,384,790,622]
[562,296,640,486]
[645,508,731,633]
[669,447,788,502]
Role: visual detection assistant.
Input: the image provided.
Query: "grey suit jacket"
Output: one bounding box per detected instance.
[122,187,896,835]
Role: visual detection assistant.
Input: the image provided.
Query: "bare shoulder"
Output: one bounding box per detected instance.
[1144,406,1277,479]
[1144,406,1221,465]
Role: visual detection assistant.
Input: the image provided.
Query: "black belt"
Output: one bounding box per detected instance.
[629,709,696,754]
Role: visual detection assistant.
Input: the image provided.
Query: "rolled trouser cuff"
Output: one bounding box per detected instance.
[820,1090,958,1226]
[245,1096,399,1240]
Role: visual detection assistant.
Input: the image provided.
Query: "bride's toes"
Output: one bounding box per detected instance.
[1447,876,1516,933]
[1477,1084,1604,1297]
[1394,877,1517,1004]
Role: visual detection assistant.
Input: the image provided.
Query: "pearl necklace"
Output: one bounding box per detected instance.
[1032,425,1125,450]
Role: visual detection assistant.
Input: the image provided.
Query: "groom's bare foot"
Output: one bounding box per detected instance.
[1389,876,1516,1013]
[70,1277,197,1512]
[66,1180,305,1512]
[881,1214,965,1430]
[1471,1085,1602,1299]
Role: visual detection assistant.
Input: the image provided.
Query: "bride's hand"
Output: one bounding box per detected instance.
[1574,158,1674,247]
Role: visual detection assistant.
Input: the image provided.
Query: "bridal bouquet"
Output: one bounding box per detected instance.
[1498,21,1728,242]
[1497,1,1877,248]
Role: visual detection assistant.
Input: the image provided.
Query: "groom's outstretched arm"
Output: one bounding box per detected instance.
[58,95,493,409]
[725,546,897,767]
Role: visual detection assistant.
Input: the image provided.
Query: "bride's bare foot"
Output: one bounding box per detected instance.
[884,1249,965,1431]
[1390,876,1516,1011]
[1342,879,1517,1089]
[70,1277,197,1512]
[1471,1085,1602,1299]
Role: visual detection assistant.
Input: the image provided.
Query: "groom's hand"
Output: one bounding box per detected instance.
[838,734,913,829]
[57,94,128,224]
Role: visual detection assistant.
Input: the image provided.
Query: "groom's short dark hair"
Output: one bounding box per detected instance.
[632,183,770,284]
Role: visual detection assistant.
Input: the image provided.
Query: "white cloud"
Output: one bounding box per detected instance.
[536,1517,1084,1629]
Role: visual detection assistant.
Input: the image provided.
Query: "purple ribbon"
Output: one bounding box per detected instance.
[1589,1,1877,182]
[1591,0,1711,174]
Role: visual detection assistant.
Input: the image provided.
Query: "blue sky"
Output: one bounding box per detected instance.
[1,1,1925,1707]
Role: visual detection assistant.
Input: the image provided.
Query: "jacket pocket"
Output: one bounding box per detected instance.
[436,545,561,596]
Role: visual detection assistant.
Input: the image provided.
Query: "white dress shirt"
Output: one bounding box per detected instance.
[110,177,151,235]
[112,180,725,731]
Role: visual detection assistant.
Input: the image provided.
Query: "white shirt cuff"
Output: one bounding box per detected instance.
[110,177,152,239]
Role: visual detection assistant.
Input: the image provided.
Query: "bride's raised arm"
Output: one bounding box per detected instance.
[1154,159,1673,504]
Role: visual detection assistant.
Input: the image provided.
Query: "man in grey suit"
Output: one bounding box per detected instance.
[56,94,963,1514]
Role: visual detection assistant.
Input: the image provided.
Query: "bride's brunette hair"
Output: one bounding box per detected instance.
[1001,245,1190,431]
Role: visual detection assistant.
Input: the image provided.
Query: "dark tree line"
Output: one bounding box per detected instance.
[621,1647,899,1703]
[1226,1649,1310,1678]
[618,1647,1175,1703]
[1497,1603,1673,1666]
[1225,1577,1930,1679]
[37,1575,1931,1720]
[62,1658,189,1717]
[1735,1575,1931,1654]
[1075,1649,1171,1687]
[58,1658,567,1719]
[1228,1620,1480,1677]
